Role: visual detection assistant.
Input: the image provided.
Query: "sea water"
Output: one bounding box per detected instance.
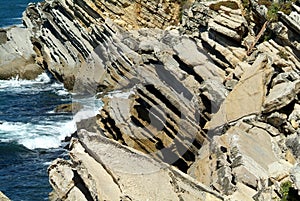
[0,1,102,200]
[0,73,102,200]
[0,74,75,200]
[0,0,40,28]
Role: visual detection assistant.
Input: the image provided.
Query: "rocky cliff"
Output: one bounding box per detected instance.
[1,0,300,200]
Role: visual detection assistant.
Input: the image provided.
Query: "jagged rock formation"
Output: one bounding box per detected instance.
[20,0,185,90]
[1,0,300,200]
[0,27,43,79]
[49,130,223,201]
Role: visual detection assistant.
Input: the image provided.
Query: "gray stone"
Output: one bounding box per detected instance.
[201,79,228,112]
[49,130,224,201]
[263,81,300,113]
[205,54,273,130]
[286,134,300,161]
[291,163,300,195]
[174,37,211,67]
[0,27,43,79]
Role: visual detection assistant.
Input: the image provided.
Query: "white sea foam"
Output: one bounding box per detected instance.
[0,73,52,91]
[0,120,76,149]
[106,89,135,99]
[56,89,70,96]
[0,97,102,150]
[72,96,103,120]
[0,75,103,150]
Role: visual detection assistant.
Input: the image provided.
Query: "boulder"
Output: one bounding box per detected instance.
[190,121,292,198]
[54,102,83,114]
[0,27,43,79]
[263,81,300,113]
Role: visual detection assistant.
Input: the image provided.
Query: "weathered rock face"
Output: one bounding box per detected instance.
[48,130,224,201]
[21,0,185,90]
[190,120,293,198]
[204,54,273,130]
[45,0,300,199]
[2,0,300,200]
[0,27,43,79]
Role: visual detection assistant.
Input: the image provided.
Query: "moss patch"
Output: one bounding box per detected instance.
[280,181,300,201]
[209,1,239,11]
[277,50,289,60]
[258,0,297,21]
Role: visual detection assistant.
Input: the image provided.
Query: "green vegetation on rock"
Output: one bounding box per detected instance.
[258,0,297,21]
[209,1,239,11]
[280,181,300,201]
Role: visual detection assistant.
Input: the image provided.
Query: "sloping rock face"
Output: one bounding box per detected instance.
[3,0,300,200]
[0,27,43,79]
[21,0,184,90]
[49,130,223,201]
[48,0,300,200]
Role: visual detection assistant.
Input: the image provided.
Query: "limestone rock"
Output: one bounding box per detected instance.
[0,27,43,79]
[48,159,87,201]
[201,79,228,112]
[205,54,273,130]
[5,0,299,200]
[49,130,224,201]
[291,164,300,195]
[279,11,300,34]
[191,121,292,198]
[263,81,300,113]
[54,102,83,114]
[0,192,10,201]
[286,134,300,161]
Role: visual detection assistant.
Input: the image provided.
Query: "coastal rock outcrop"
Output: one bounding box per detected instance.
[2,0,300,200]
[45,0,300,200]
[49,130,223,201]
[21,0,186,90]
[0,27,43,79]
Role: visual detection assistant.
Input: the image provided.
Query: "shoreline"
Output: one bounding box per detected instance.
[1,0,300,200]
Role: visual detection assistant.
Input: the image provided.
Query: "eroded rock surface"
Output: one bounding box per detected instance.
[49,130,223,201]
[2,0,300,200]
[0,27,43,79]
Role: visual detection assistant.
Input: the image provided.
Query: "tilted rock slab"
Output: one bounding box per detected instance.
[205,54,273,130]
[49,130,224,201]
[190,121,292,199]
[0,27,43,79]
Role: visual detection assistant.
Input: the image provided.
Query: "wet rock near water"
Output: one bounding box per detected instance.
[54,102,83,114]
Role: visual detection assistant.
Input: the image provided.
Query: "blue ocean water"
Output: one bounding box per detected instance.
[0,75,75,201]
[0,1,98,200]
[0,0,39,28]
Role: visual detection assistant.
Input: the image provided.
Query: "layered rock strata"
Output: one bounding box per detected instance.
[49,130,223,201]
[1,0,300,200]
